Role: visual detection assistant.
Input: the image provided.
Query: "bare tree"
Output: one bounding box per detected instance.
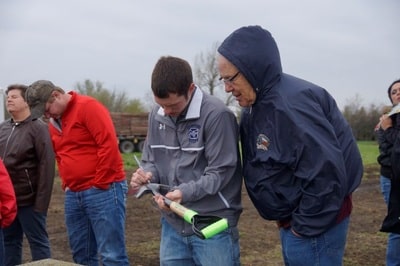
[193,42,219,95]
[193,42,237,109]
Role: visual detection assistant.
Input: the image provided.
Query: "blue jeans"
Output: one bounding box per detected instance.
[65,180,129,266]
[4,206,51,266]
[380,175,400,266]
[280,216,350,266]
[0,229,4,266]
[159,217,241,266]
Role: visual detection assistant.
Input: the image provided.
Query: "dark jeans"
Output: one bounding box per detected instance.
[280,217,350,266]
[0,229,4,266]
[380,175,400,266]
[4,206,51,266]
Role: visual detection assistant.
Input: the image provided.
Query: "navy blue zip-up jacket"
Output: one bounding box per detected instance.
[218,25,363,237]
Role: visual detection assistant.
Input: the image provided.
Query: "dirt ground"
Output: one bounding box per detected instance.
[22,165,388,266]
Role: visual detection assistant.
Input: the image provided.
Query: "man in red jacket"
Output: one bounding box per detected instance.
[0,159,17,266]
[25,80,129,266]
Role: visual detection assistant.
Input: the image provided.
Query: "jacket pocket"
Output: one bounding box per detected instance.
[24,169,34,193]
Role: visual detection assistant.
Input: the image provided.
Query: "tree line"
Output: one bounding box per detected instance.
[1,44,386,142]
[342,96,387,141]
[0,77,383,141]
[75,78,385,142]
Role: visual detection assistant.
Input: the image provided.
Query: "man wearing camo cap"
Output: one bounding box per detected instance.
[26,80,129,266]
[25,80,55,119]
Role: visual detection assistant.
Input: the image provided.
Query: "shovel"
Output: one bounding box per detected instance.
[134,183,228,239]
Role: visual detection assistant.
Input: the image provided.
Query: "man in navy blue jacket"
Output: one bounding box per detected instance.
[217,25,363,265]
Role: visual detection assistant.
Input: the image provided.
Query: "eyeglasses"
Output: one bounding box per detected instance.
[219,71,240,85]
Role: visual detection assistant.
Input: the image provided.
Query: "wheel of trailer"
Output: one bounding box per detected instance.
[137,140,145,153]
[119,140,135,153]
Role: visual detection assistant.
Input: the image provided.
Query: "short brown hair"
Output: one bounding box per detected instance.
[151,56,193,99]
[6,84,28,101]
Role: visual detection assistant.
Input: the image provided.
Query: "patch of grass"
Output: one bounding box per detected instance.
[122,152,141,171]
[121,141,380,170]
[357,141,379,166]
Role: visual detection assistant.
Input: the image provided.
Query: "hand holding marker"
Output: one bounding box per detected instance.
[133,154,150,184]
[133,155,228,239]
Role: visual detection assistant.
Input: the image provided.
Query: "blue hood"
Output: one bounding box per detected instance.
[218,25,282,96]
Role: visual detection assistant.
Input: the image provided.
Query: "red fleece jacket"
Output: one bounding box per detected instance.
[0,159,17,228]
[49,92,125,191]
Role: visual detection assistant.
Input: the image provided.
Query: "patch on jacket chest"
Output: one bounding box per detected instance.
[256,134,270,151]
[188,125,200,143]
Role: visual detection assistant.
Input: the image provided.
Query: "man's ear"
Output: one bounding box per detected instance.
[188,83,196,94]
[51,90,59,98]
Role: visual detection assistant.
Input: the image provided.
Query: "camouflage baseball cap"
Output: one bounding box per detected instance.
[26,80,56,118]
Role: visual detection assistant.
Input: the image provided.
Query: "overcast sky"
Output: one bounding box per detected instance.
[1,0,399,109]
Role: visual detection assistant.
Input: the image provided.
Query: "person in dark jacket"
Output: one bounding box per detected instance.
[0,84,55,265]
[217,25,363,265]
[379,79,400,266]
[375,79,400,266]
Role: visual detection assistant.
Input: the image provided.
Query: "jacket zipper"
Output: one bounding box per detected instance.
[2,123,17,160]
[25,169,34,193]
